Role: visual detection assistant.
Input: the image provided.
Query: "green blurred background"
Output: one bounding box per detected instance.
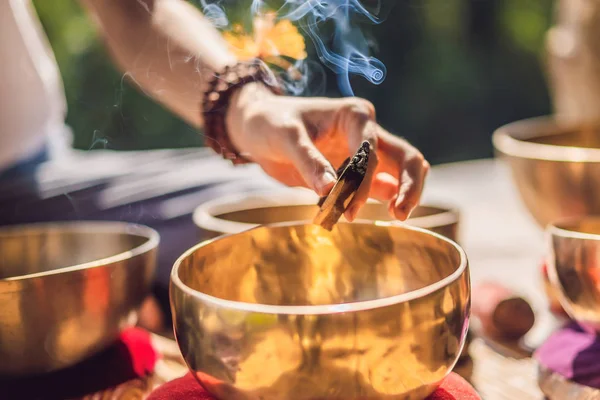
[33,0,555,165]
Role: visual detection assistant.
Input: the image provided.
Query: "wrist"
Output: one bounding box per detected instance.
[226,82,273,150]
[201,60,282,164]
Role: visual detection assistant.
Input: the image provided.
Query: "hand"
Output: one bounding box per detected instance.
[225,82,430,221]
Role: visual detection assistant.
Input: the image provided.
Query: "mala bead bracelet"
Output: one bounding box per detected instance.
[201,59,283,164]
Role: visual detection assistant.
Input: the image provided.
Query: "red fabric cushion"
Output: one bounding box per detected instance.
[148,373,212,400]
[148,372,480,400]
[0,328,158,400]
[427,372,481,400]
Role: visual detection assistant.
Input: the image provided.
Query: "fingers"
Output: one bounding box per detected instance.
[345,148,378,221]
[388,157,430,221]
[281,124,337,196]
[334,100,379,221]
[299,96,430,222]
[259,161,309,189]
[375,129,430,220]
[298,96,376,148]
[338,99,377,151]
[369,172,399,202]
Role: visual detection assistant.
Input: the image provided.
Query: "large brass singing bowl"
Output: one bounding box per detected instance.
[193,189,460,242]
[0,222,159,376]
[547,217,600,333]
[171,222,470,399]
[493,116,600,227]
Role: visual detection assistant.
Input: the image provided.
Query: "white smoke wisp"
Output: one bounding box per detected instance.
[199,0,229,28]
[253,0,387,96]
[199,0,388,96]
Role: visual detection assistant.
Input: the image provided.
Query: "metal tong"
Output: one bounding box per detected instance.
[313,141,370,230]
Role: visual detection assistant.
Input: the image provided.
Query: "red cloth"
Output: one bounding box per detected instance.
[426,373,481,400]
[0,328,158,400]
[148,372,480,400]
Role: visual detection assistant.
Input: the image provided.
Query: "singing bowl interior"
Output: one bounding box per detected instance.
[547,216,600,332]
[171,222,470,399]
[0,222,159,376]
[193,189,460,241]
[492,116,600,227]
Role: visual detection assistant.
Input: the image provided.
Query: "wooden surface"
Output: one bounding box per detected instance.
[469,338,542,399]
[424,158,560,350]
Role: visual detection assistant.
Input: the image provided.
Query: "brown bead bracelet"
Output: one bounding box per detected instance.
[201,59,283,164]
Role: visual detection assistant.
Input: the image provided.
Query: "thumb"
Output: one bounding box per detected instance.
[282,125,337,196]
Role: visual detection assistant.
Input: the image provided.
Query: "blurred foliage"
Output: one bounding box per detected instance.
[32,0,554,164]
[33,0,202,151]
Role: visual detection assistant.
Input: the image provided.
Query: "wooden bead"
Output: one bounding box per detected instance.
[472,282,535,340]
[201,59,282,165]
[225,72,238,84]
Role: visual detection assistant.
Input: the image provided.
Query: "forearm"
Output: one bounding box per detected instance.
[79,0,238,128]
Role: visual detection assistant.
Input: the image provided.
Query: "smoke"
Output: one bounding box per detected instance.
[264,0,387,96]
[198,0,388,96]
[276,58,327,97]
[199,0,229,28]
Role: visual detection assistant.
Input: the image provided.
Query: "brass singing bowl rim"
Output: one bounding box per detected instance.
[171,221,468,315]
[545,216,600,330]
[192,188,460,235]
[0,221,160,282]
[547,215,600,241]
[492,115,600,163]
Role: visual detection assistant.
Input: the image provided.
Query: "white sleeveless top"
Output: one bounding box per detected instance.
[0,0,71,173]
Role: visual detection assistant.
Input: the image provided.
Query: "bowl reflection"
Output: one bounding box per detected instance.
[547,216,600,333]
[171,222,470,399]
[493,116,600,227]
[0,222,158,376]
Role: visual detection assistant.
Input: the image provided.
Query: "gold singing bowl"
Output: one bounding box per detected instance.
[171,222,470,399]
[547,217,600,333]
[493,116,600,227]
[193,190,460,242]
[0,222,159,376]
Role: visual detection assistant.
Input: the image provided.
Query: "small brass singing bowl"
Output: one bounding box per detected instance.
[0,222,159,376]
[171,222,470,399]
[493,116,600,227]
[547,216,600,333]
[193,189,460,242]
